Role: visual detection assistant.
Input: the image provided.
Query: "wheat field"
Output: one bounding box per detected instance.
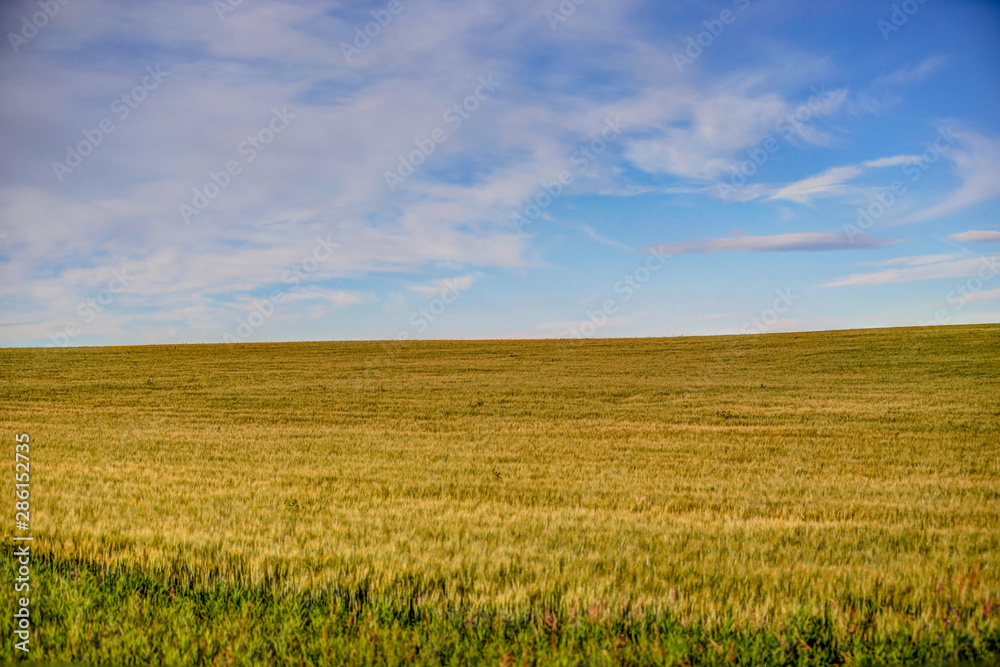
[2,324,999,664]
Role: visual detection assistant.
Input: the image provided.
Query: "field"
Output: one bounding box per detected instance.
[2,324,999,665]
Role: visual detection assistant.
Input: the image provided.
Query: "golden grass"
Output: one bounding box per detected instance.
[2,324,998,643]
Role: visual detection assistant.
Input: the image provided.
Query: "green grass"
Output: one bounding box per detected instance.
[2,324,999,664]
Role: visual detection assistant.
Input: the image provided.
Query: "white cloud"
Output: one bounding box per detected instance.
[960,286,1000,304]
[906,130,1000,223]
[762,151,929,205]
[825,255,1000,287]
[642,232,896,255]
[761,128,1000,211]
[409,274,480,297]
[862,155,923,168]
[621,81,847,182]
[576,224,632,251]
[950,230,1000,243]
[868,254,959,267]
[765,166,863,204]
[280,291,367,307]
[759,128,1000,219]
[875,55,948,86]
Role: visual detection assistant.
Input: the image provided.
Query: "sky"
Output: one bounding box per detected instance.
[1,0,999,347]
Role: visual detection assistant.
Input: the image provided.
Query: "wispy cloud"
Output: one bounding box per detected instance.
[281,291,367,306]
[867,254,959,267]
[949,230,1000,243]
[861,155,922,168]
[642,232,897,255]
[409,274,480,297]
[765,154,921,204]
[762,128,1000,221]
[576,223,633,251]
[906,130,1000,222]
[875,55,948,86]
[825,255,999,287]
[765,166,863,204]
[960,286,1000,304]
[620,79,846,183]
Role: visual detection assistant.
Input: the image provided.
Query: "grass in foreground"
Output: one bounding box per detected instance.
[1,324,999,664]
[3,550,996,666]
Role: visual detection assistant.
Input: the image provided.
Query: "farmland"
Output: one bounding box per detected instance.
[2,324,999,664]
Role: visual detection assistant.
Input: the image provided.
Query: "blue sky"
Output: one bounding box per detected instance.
[1,0,999,346]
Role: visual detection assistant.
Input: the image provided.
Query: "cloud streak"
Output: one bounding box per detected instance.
[825,255,1000,287]
[642,232,897,255]
[765,166,863,204]
[875,55,948,86]
[950,230,1000,243]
